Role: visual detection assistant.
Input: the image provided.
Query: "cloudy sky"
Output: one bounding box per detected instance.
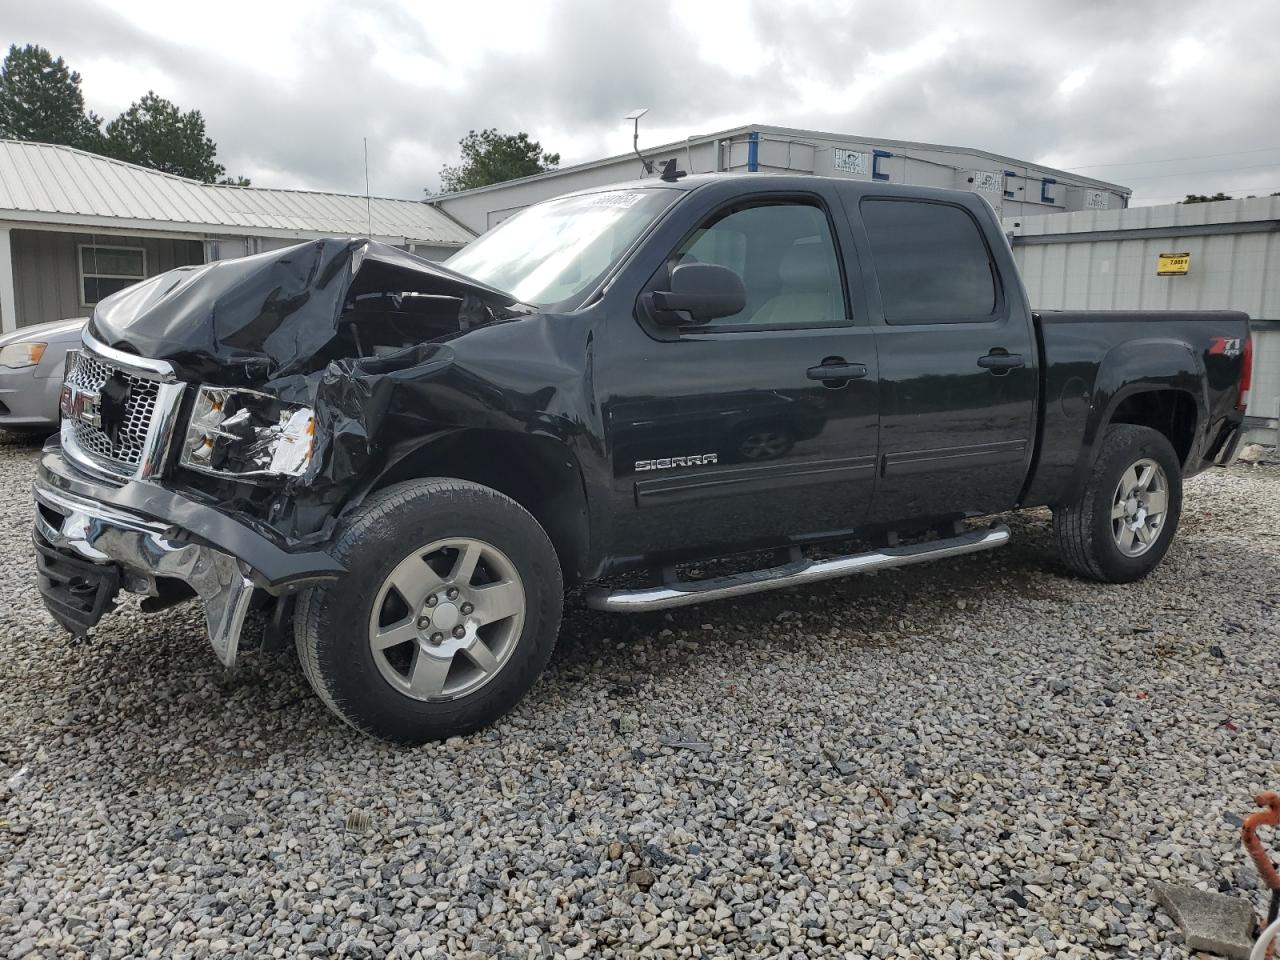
[8,0,1280,204]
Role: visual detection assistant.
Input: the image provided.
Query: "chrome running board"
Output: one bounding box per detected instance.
[585,523,1010,613]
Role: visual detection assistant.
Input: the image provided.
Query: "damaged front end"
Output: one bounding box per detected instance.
[33,238,526,665]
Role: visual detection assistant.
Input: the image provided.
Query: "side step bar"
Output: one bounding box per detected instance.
[585,523,1010,613]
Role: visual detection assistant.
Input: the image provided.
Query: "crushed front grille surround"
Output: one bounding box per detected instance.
[60,344,183,480]
[63,351,161,469]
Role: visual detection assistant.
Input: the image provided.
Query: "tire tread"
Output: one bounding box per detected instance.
[1053,424,1179,583]
[295,478,561,741]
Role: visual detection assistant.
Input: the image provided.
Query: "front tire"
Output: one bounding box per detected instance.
[295,479,562,744]
[1053,424,1183,583]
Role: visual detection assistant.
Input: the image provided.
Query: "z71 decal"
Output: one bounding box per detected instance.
[635,454,718,472]
[1210,336,1243,357]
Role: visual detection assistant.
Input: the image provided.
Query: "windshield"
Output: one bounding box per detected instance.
[445,188,678,307]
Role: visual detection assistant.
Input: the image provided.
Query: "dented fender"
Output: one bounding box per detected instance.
[82,238,595,561]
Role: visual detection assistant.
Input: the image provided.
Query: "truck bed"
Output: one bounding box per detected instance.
[1023,309,1250,508]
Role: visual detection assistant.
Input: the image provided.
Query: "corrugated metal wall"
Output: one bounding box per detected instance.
[11,229,203,328]
[1014,230,1280,316]
[1007,198,1280,432]
[1252,333,1280,424]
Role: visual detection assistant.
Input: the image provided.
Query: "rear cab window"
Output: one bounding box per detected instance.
[859,198,999,324]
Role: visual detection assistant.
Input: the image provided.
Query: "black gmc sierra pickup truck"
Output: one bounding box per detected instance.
[33,173,1252,743]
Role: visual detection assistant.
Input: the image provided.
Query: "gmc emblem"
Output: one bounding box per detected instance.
[60,384,102,428]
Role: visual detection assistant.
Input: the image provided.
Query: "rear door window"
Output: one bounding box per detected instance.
[860,199,998,324]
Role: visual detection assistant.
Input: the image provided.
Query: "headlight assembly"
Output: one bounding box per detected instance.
[0,341,47,369]
[180,385,315,479]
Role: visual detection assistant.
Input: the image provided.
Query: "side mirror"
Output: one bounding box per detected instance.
[646,263,746,325]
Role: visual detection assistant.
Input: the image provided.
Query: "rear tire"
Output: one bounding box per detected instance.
[1053,424,1182,583]
[295,478,562,744]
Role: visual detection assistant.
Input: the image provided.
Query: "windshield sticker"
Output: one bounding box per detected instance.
[581,192,646,209]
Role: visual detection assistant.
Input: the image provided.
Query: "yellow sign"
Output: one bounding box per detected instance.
[1157,252,1190,276]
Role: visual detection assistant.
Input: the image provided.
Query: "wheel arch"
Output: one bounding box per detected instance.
[1107,388,1199,466]
[363,429,592,586]
[1059,338,1207,504]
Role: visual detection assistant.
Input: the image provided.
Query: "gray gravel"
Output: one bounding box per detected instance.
[1,434,1278,959]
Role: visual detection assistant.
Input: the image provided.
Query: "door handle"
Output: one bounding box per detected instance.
[806,362,868,382]
[977,350,1025,374]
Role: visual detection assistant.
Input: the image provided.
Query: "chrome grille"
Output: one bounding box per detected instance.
[63,350,162,471]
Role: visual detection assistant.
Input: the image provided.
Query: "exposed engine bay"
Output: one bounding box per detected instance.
[82,239,534,546]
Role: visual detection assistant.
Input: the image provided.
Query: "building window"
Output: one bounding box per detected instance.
[79,244,146,306]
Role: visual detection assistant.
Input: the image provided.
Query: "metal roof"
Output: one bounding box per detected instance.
[429,122,1132,201]
[1005,194,1280,239]
[0,140,473,246]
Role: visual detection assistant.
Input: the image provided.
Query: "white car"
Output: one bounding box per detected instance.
[0,318,87,434]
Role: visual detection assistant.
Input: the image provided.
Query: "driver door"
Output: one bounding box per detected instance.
[595,187,881,561]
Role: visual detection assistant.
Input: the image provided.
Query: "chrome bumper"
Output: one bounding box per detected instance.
[33,483,254,666]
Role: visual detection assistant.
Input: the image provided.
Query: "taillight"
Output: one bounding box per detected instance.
[1237,332,1253,412]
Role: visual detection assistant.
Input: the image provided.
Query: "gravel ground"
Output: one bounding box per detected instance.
[1,435,1277,960]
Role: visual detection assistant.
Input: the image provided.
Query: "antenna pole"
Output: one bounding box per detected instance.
[363,137,373,238]
[627,109,654,174]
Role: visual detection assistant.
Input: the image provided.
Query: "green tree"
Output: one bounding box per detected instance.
[437,129,560,193]
[104,91,227,182]
[218,175,252,186]
[0,44,103,150]
[1182,192,1233,203]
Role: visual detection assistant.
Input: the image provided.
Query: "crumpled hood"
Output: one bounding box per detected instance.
[87,238,516,382]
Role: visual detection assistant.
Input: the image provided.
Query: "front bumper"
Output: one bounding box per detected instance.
[35,485,256,665]
[0,364,61,428]
[33,444,344,666]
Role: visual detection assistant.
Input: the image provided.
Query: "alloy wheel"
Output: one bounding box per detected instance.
[368,538,526,701]
[1110,458,1169,557]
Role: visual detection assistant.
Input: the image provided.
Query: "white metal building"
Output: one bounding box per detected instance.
[430,123,1132,234]
[1005,197,1280,442]
[0,140,475,333]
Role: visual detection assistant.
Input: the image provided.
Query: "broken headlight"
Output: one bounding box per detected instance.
[180,385,315,479]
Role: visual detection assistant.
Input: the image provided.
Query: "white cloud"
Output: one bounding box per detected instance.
[1159,36,1208,82]
[1056,65,1093,99]
[6,0,1280,203]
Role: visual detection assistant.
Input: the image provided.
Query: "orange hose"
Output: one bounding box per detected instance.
[1243,792,1280,892]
